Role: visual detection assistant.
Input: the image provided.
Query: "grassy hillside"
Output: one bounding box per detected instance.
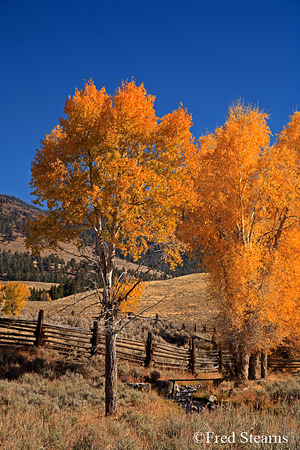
[18,273,217,331]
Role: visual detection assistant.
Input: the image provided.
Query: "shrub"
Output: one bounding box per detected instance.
[0,282,30,315]
[150,370,161,382]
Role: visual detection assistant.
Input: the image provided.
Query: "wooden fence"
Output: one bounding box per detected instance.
[1,311,298,374]
[0,310,220,373]
[268,359,300,372]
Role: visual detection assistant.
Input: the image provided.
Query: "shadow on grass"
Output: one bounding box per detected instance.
[0,346,104,381]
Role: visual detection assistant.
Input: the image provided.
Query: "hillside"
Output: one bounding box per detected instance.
[0,194,78,261]
[0,194,200,279]
[0,194,165,275]
[0,195,211,327]
[18,273,217,328]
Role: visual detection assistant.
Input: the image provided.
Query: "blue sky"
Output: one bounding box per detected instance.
[1,0,299,204]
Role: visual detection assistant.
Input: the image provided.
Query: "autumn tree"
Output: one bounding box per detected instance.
[26,79,196,415]
[0,282,30,315]
[179,102,300,381]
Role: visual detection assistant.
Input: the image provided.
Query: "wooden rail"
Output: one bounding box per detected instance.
[1,311,296,374]
[0,310,222,372]
[268,359,300,372]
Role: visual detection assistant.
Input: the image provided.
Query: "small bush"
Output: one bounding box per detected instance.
[150,370,161,382]
[130,367,143,381]
[266,377,300,401]
[5,364,23,380]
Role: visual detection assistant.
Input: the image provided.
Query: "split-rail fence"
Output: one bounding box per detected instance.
[0,310,221,373]
[0,310,297,373]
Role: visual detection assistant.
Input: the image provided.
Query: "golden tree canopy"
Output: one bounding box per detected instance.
[180,102,300,354]
[27,80,196,265]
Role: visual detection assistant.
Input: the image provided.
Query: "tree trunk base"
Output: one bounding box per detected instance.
[105,329,117,416]
[249,351,260,380]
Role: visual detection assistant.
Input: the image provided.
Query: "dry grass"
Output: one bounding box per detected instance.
[18,273,217,328]
[139,273,217,323]
[1,346,300,449]
[0,235,82,263]
[0,280,59,289]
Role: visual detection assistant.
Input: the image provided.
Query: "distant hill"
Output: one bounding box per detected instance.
[0,195,166,281]
[0,195,83,261]
[0,194,200,279]
[0,194,41,243]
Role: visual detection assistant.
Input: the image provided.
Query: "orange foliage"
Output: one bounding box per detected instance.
[112,275,145,314]
[26,79,197,315]
[180,102,300,358]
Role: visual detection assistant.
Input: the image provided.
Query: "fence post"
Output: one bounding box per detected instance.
[218,347,224,372]
[261,351,267,379]
[145,331,153,367]
[189,338,196,375]
[35,309,44,348]
[91,321,99,356]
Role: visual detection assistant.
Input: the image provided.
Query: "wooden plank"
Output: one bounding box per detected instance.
[268,359,300,362]
[153,359,187,367]
[116,347,145,357]
[197,358,218,364]
[153,346,189,356]
[268,361,300,364]
[0,323,37,331]
[0,342,34,349]
[153,361,188,370]
[43,343,90,356]
[153,341,189,352]
[117,355,145,364]
[0,337,35,345]
[0,318,37,326]
[115,342,145,352]
[268,362,300,366]
[116,349,145,359]
[42,330,91,345]
[43,340,91,351]
[153,352,189,362]
[0,331,36,340]
[43,338,91,352]
[116,337,147,345]
[153,348,189,359]
[43,327,92,340]
[196,350,219,355]
[269,364,300,368]
[168,376,223,382]
[43,330,92,342]
[154,342,189,353]
[196,365,218,370]
[43,322,91,334]
[43,336,91,349]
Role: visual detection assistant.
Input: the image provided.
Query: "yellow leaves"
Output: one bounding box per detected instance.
[0,282,30,316]
[113,275,145,314]
[180,101,300,352]
[28,79,197,262]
